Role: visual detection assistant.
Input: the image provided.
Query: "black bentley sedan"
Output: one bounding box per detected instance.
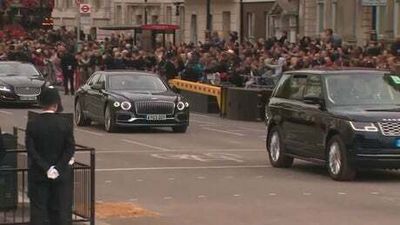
[74,71,190,133]
[265,69,400,181]
[0,61,46,105]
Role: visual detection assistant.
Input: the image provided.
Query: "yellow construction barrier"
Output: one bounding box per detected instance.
[169,79,223,111]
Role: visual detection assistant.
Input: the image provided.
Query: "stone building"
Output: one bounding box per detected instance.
[298,0,400,45]
[52,0,184,41]
[51,0,400,45]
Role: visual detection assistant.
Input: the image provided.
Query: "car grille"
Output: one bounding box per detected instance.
[378,122,400,136]
[15,87,41,96]
[135,101,175,115]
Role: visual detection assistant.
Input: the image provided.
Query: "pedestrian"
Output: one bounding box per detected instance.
[60,49,77,95]
[25,87,74,225]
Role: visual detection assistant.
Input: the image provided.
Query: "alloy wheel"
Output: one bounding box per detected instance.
[269,132,280,162]
[329,142,342,175]
[75,103,81,124]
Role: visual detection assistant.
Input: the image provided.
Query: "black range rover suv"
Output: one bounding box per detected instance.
[265,69,400,181]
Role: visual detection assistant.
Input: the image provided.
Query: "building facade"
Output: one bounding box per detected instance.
[183,0,240,43]
[299,0,400,45]
[51,0,400,44]
[52,0,184,41]
[242,0,275,41]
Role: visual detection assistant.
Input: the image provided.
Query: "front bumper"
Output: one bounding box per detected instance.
[0,92,39,104]
[114,110,189,127]
[349,133,400,169]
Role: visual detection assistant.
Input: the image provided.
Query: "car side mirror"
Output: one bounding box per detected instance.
[304,95,325,107]
[171,86,180,94]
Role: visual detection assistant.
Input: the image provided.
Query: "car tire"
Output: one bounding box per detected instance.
[104,105,117,133]
[172,126,188,133]
[327,135,357,181]
[267,127,294,168]
[75,100,91,126]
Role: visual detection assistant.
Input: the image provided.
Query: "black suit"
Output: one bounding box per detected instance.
[60,53,77,95]
[25,113,75,225]
[0,131,4,163]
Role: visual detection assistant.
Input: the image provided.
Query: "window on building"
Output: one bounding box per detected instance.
[152,15,159,24]
[93,0,100,10]
[127,6,135,25]
[115,5,122,25]
[166,6,172,24]
[66,0,72,9]
[191,14,198,44]
[136,15,143,25]
[316,0,325,33]
[222,11,231,37]
[372,5,386,39]
[395,0,400,37]
[179,6,185,41]
[247,12,255,38]
[331,0,337,30]
[271,15,280,38]
[265,13,269,39]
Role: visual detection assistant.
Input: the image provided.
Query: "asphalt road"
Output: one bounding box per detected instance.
[1,95,400,225]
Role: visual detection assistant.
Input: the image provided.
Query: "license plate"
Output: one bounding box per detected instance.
[395,139,400,148]
[146,114,167,121]
[20,96,37,101]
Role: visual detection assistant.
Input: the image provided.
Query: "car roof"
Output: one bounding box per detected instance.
[285,67,390,75]
[102,70,159,77]
[0,61,34,65]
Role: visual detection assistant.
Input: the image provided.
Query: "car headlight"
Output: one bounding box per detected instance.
[121,101,132,111]
[177,101,185,111]
[0,85,11,92]
[185,102,189,108]
[113,101,121,108]
[349,122,379,132]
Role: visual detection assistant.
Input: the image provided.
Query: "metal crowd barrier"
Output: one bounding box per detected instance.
[0,127,95,225]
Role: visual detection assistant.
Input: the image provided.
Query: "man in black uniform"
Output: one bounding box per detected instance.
[60,49,77,95]
[25,87,75,225]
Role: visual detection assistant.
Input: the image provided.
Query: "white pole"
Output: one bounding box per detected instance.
[77,3,81,47]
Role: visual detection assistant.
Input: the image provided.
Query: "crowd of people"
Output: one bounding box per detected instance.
[0,27,399,93]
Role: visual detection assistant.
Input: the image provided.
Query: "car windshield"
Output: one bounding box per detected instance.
[0,64,40,77]
[108,74,168,92]
[325,73,400,106]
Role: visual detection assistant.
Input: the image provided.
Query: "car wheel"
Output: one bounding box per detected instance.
[75,100,91,126]
[172,126,188,133]
[104,105,117,133]
[327,135,356,181]
[267,127,294,168]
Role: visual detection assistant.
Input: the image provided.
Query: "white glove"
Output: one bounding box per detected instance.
[47,166,59,180]
[69,157,75,166]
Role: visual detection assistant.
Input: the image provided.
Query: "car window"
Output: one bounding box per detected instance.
[274,75,291,98]
[0,64,40,76]
[108,74,168,93]
[288,75,308,100]
[87,74,100,86]
[304,75,322,98]
[96,75,106,85]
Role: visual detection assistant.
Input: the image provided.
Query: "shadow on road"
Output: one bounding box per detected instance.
[290,162,400,182]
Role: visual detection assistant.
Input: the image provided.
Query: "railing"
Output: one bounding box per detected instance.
[0,127,95,225]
